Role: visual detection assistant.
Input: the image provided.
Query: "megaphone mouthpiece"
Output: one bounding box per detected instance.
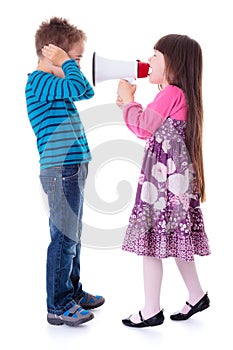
[137,60,150,78]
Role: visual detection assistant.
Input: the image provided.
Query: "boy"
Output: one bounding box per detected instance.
[25,17,105,327]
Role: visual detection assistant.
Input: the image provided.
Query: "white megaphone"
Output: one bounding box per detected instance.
[92,52,150,86]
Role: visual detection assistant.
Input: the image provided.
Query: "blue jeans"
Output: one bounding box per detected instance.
[39,163,88,315]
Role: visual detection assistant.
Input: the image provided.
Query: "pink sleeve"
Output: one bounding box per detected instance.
[122,102,166,140]
[123,85,187,140]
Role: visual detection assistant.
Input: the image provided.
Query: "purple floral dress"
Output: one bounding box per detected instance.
[122,117,210,261]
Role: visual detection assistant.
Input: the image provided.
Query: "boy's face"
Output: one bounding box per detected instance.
[68,41,85,69]
[41,40,86,78]
[51,41,85,78]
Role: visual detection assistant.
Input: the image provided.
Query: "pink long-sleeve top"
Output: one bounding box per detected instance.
[122,85,187,140]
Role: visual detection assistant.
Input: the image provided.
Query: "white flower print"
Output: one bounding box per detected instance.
[154,197,166,210]
[152,162,167,182]
[179,193,190,211]
[167,158,176,174]
[141,181,158,204]
[156,135,162,143]
[168,169,189,195]
[162,140,171,153]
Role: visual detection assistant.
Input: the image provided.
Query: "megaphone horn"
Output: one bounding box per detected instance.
[92,52,149,86]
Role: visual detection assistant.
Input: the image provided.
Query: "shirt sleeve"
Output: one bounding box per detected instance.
[122,85,187,140]
[122,102,166,140]
[29,59,94,102]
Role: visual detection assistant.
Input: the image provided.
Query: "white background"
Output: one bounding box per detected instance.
[1,0,232,348]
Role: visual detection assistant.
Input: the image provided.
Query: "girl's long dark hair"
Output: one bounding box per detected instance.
[154,34,206,202]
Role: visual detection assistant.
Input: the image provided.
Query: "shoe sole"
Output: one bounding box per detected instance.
[122,315,165,328]
[122,319,164,328]
[170,303,210,321]
[147,319,164,327]
[47,312,94,326]
[188,303,210,318]
[131,319,164,328]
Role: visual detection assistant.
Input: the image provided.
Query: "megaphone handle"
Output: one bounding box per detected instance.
[125,78,134,84]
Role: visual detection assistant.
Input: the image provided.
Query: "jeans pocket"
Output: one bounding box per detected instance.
[62,164,81,181]
[39,175,57,210]
[62,164,88,204]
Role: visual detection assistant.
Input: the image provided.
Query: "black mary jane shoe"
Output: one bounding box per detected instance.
[122,309,164,328]
[170,293,210,321]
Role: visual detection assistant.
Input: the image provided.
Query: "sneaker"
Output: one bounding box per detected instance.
[47,304,94,326]
[75,291,105,310]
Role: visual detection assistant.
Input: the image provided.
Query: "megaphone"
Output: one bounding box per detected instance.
[92,52,150,86]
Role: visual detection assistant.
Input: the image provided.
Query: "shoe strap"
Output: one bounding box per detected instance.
[139,309,163,322]
[139,310,144,322]
[139,311,151,326]
[186,301,194,309]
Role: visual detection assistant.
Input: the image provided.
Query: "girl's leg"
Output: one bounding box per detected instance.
[130,256,163,323]
[174,258,205,313]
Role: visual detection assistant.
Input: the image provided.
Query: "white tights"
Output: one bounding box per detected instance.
[130,256,205,323]
[174,258,204,313]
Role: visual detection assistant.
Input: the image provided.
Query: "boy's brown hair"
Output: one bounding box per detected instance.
[35,17,87,57]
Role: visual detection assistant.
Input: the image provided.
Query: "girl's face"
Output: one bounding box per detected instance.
[148,50,167,86]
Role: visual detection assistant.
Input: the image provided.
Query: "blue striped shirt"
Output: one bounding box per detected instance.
[25,59,94,169]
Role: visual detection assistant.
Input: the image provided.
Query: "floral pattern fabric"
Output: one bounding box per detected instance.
[122,118,210,261]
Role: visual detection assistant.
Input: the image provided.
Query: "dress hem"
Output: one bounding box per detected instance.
[122,246,211,262]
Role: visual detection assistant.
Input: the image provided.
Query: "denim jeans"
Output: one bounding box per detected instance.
[39,163,88,315]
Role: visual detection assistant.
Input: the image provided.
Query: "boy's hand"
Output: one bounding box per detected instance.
[42,44,70,67]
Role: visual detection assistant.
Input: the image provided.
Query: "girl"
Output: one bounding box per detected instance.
[117,34,210,328]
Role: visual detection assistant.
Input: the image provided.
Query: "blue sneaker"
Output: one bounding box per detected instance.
[76,292,105,310]
[47,304,94,326]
